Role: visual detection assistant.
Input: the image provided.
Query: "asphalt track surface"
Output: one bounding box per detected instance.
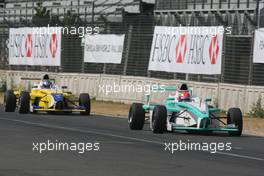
[0,109,263,176]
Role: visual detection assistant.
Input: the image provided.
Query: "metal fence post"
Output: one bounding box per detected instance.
[221,34,226,83]
[256,0,261,29]
[123,24,133,75]
[248,35,254,85]
[103,22,111,74]
[185,74,189,81]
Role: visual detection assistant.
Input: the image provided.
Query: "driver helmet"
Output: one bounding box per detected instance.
[178,90,191,101]
[42,79,52,89]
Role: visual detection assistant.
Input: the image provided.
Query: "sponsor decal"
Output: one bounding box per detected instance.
[50,33,58,58]
[25,34,32,57]
[253,28,264,63]
[84,34,125,64]
[176,35,187,63]
[209,36,220,65]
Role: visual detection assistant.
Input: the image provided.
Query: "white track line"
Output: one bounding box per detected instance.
[1,117,264,161]
[0,117,162,145]
[216,151,264,161]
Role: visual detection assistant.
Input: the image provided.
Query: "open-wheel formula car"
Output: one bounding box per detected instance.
[4,75,91,115]
[128,84,243,136]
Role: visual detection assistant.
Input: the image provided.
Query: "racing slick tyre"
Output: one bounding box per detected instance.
[19,91,30,114]
[79,93,91,115]
[4,90,16,112]
[152,105,167,134]
[227,108,243,137]
[128,103,145,130]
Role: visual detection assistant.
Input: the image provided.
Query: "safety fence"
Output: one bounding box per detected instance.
[1,70,264,114]
[0,1,264,86]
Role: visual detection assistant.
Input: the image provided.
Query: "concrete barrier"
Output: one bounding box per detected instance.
[1,70,264,114]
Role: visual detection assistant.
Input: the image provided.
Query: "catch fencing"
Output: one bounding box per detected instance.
[0,0,264,86]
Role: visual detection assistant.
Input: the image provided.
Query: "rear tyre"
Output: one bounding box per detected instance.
[79,93,91,115]
[4,90,16,112]
[227,108,243,137]
[19,91,30,114]
[128,103,145,130]
[152,105,167,134]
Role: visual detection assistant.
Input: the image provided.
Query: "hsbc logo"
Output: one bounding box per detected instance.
[209,35,220,64]
[50,33,58,58]
[25,34,32,57]
[175,35,187,63]
[149,26,223,75]
[8,27,61,66]
[9,30,60,60]
[150,33,222,66]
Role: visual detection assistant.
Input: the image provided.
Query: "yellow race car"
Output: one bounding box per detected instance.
[4,75,90,115]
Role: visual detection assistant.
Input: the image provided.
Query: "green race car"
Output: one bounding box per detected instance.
[128,84,243,136]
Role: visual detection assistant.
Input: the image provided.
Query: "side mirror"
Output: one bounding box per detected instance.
[62,86,68,89]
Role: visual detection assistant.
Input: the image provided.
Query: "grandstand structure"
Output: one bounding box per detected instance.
[0,0,154,25]
[155,0,264,35]
[0,0,261,33]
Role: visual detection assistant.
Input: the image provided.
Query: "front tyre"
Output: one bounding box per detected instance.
[4,90,16,112]
[152,105,167,134]
[227,108,243,137]
[79,93,91,115]
[128,103,145,130]
[19,91,30,114]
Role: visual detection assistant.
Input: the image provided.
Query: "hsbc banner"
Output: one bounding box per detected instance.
[253,28,264,63]
[84,34,125,64]
[148,26,224,75]
[9,27,61,66]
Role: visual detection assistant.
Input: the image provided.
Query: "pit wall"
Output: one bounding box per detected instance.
[1,70,264,114]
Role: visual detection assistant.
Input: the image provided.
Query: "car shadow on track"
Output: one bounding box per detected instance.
[141,123,261,138]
